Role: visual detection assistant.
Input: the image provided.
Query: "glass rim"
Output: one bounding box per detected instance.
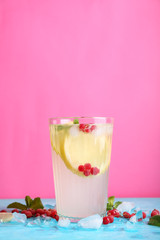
[49,116,114,124]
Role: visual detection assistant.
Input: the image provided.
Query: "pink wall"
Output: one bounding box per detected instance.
[0,0,160,199]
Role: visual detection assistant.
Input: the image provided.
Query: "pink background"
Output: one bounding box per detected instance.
[0,0,160,199]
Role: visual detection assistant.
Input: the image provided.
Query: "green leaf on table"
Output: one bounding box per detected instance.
[73,118,79,124]
[108,196,115,206]
[25,196,33,208]
[148,215,160,227]
[114,201,122,209]
[30,197,44,210]
[107,203,113,211]
[7,202,27,210]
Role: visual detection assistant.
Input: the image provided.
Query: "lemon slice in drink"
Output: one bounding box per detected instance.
[59,126,111,176]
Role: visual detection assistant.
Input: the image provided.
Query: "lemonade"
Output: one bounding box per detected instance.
[49,117,113,221]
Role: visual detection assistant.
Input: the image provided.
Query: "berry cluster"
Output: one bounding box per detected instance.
[79,124,96,133]
[78,163,100,176]
[0,208,59,221]
[103,208,148,225]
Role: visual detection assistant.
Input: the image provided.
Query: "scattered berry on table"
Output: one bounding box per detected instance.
[103,216,110,224]
[0,210,7,212]
[151,209,159,217]
[35,213,40,217]
[29,209,36,215]
[25,210,32,218]
[36,209,45,215]
[108,215,114,223]
[142,212,146,219]
[12,209,19,213]
[130,213,136,218]
[55,215,59,221]
[123,212,131,218]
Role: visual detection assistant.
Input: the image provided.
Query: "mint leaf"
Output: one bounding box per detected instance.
[7,202,27,210]
[25,196,33,208]
[107,203,113,211]
[114,201,122,209]
[57,125,63,131]
[108,196,115,206]
[73,118,79,124]
[148,215,160,227]
[30,197,44,210]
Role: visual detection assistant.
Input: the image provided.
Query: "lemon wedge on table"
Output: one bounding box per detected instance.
[50,125,112,177]
[0,213,13,222]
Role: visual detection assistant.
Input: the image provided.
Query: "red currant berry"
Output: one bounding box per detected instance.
[35,213,40,217]
[55,215,59,221]
[91,167,100,175]
[21,210,27,214]
[84,163,91,170]
[151,209,159,217]
[29,209,36,215]
[103,216,110,224]
[107,210,114,216]
[130,213,136,218]
[12,209,19,213]
[142,212,146,219]
[108,215,114,223]
[112,209,120,217]
[78,165,84,172]
[0,210,7,212]
[36,209,45,215]
[46,210,52,217]
[123,212,131,218]
[83,169,91,176]
[25,211,32,218]
[85,128,91,133]
[138,218,142,222]
[90,125,96,131]
[79,124,85,131]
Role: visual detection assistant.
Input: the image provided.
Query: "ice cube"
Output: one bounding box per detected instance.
[78,214,102,229]
[12,212,26,223]
[58,218,70,228]
[106,124,113,135]
[117,202,135,214]
[26,217,41,227]
[136,210,143,219]
[69,125,79,137]
[129,215,137,223]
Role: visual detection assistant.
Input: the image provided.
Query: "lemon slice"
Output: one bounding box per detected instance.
[0,213,13,222]
[59,126,112,176]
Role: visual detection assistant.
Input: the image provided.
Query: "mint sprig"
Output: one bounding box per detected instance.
[73,118,79,124]
[106,196,122,211]
[148,215,160,227]
[7,196,44,210]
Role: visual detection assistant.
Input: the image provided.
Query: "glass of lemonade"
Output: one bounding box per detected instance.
[49,117,113,221]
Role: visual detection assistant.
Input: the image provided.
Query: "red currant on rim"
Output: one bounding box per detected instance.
[78,165,84,172]
[91,167,100,175]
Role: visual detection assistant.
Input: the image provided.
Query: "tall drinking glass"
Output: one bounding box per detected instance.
[49,117,113,221]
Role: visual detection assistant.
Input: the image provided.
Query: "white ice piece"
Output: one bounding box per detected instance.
[78,214,102,229]
[92,124,113,137]
[129,215,137,223]
[58,218,70,228]
[12,212,27,223]
[117,202,135,214]
[69,125,79,137]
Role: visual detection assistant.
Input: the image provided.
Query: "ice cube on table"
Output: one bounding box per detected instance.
[58,218,70,228]
[129,215,137,223]
[69,125,79,136]
[12,212,26,223]
[78,214,102,229]
[136,210,143,219]
[26,218,41,227]
[117,202,135,214]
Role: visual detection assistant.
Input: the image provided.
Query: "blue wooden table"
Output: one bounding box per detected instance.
[0,198,160,240]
